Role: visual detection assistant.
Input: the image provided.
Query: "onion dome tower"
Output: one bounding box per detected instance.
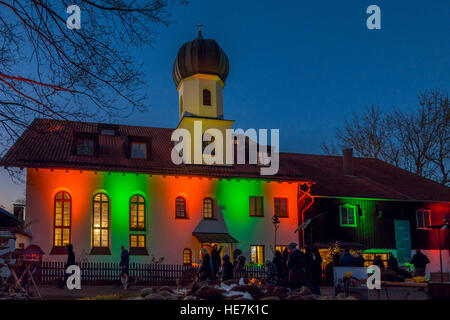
[173,26,234,165]
[173,25,230,120]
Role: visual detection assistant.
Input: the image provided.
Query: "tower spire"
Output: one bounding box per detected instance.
[197,23,203,38]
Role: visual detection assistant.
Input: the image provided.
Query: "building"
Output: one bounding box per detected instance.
[288,150,450,275]
[0,207,32,251]
[0,31,313,265]
[1,31,449,275]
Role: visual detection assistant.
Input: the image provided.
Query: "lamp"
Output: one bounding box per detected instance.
[272,215,280,254]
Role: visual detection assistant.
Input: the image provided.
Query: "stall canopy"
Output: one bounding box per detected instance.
[192,206,238,244]
[193,232,238,244]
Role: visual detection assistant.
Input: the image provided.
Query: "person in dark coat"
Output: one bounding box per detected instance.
[199,247,212,281]
[333,250,342,267]
[387,253,398,272]
[210,244,223,277]
[310,247,323,295]
[286,243,307,290]
[120,245,130,276]
[118,245,130,287]
[281,247,290,286]
[340,249,355,267]
[354,251,365,267]
[272,250,283,281]
[221,254,234,281]
[265,261,278,286]
[373,255,385,271]
[232,249,242,268]
[63,244,76,288]
[410,249,430,277]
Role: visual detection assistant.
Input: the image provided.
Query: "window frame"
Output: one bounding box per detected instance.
[250,245,265,265]
[249,196,264,217]
[416,209,431,230]
[91,193,111,253]
[75,138,94,156]
[100,129,115,136]
[53,191,72,249]
[274,197,288,218]
[129,233,148,255]
[130,195,146,231]
[203,197,215,219]
[202,88,212,106]
[339,204,357,227]
[129,234,146,249]
[131,141,148,160]
[175,196,188,219]
[183,248,192,265]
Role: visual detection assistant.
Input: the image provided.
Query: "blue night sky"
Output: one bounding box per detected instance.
[0,0,449,210]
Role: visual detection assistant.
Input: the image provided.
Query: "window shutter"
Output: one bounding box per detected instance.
[249,197,255,216]
[213,199,218,219]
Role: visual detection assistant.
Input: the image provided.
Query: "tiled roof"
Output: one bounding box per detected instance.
[1,118,449,202]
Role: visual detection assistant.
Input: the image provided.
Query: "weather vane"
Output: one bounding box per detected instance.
[197,23,203,37]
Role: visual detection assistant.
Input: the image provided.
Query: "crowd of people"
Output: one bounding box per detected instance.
[61,243,431,292]
[198,244,432,295]
[326,248,430,280]
[198,242,324,294]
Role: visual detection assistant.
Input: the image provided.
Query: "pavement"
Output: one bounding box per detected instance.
[3,285,430,300]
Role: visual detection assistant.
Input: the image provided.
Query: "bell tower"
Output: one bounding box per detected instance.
[176,73,224,120]
[172,27,234,165]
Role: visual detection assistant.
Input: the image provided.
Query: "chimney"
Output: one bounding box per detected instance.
[13,203,25,221]
[343,148,354,176]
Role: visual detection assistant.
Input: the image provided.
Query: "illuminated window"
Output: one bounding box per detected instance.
[183,248,192,264]
[130,234,146,249]
[54,191,71,247]
[416,209,431,230]
[250,245,264,265]
[363,253,389,268]
[274,198,288,218]
[339,205,357,227]
[76,138,93,156]
[203,89,211,106]
[130,195,145,230]
[131,142,147,159]
[175,196,187,218]
[203,198,214,219]
[249,196,264,217]
[92,193,110,248]
[275,245,287,253]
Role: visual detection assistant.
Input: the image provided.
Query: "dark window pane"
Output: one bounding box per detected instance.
[203,89,211,106]
[76,139,94,156]
[131,142,147,159]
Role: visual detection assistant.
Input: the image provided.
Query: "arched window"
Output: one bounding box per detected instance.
[202,89,211,106]
[92,193,110,249]
[130,195,145,230]
[183,248,192,264]
[203,198,214,219]
[175,196,187,218]
[54,191,71,247]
